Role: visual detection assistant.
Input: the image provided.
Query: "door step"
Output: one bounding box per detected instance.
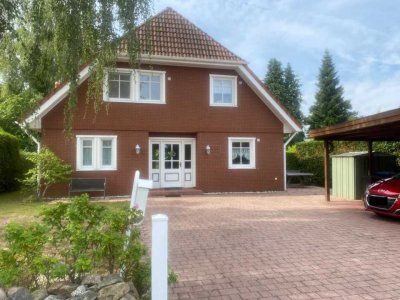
[149,188,203,197]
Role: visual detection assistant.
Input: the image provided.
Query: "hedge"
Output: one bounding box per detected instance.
[0,130,22,192]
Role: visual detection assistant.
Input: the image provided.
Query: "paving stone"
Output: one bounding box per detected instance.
[137,187,400,299]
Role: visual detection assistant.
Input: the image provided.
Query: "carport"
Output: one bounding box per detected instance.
[309,108,400,201]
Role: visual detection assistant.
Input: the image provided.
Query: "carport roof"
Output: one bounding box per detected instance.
[309,108,400,141]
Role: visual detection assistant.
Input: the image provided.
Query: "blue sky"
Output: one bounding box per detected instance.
[154,0,400,117]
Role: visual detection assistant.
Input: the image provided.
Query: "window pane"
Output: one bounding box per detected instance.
[173,161,179,169]
[152,161,159,169]
[242,142,250,147]
[102,140,112,166]
[140,82,150,99]
[152,144,159,160]
[83,140,92,147]
[214,92,222,103]
[232,142,240,147]
[120,74,130,81]
[223,93,232,103]
[172,144,179,160]
[109,73,119,80]
[185,144,191,160]
[120,81,130,99]
[165,161,171,169]
[140,74,150,82]
[109,81,119,98]
[151,82,161,100]
[185,161,191,169]
[151,74,160,82]
[82,148,92,166]
[102,148,112,166]
[102,140,112,147]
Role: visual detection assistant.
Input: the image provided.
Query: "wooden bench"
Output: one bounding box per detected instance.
[286,170,314,186]
[69,178,106,199]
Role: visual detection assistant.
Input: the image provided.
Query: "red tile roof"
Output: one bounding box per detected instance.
[120,7,244,62]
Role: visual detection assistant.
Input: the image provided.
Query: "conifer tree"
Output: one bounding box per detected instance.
[283,63,304,122]
[307,51,355,129]
[264,58,285,105]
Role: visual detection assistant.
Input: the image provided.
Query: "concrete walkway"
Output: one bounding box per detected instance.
[141,187,400,299]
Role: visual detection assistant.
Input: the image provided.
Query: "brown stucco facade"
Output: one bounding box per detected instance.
[41,64,285,196]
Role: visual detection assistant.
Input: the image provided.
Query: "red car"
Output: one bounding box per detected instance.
[364,173,400,217]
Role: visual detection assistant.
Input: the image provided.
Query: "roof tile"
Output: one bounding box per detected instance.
[119,7,244,62]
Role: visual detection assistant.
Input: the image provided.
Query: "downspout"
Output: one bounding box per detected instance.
[283,132,298,191]
[16,121,41,198]
[15,121,41,152]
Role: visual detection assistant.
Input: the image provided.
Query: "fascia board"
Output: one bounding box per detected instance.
[25,65,91,129]
[236,65,302,133]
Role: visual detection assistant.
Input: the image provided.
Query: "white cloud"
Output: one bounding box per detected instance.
[344,75,400,116]
[153,0,400,117]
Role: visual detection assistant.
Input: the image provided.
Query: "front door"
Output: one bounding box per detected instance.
[149,138,195,189]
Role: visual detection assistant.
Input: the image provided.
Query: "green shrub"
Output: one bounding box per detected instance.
[23,147,72,198]
[0,194,160,297]
[0,129,21,192]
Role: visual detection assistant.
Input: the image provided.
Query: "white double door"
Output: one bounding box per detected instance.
[149,138,195,188]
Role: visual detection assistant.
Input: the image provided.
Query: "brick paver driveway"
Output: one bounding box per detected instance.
[142,187,400,299]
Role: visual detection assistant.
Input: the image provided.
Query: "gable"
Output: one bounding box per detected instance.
[24,8,301,133]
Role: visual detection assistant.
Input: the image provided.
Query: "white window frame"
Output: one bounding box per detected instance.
[103,68,166,104]
[103,69,134,103]
[76,135,117,171]
[228,137,256,169]
[136,70,166,104]
[210,74,237,107]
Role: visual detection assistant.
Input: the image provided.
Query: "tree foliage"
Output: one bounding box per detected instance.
[264,58,304,122]
[0,0,18,39]
[307,51,356,130]
[0,0,152,133]
[0,129,22,192]
[23,147,72,198]
[264,58,285,104]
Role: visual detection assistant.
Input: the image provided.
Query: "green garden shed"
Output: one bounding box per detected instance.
[332,152,396,200]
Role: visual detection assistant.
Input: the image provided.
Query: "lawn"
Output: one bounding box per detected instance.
[0,190,129,246]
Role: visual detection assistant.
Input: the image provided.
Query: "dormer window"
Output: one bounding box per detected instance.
[210,74,237,107]
[104,69,165,104]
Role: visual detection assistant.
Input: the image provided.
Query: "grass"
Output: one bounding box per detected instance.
[0,190,130,246]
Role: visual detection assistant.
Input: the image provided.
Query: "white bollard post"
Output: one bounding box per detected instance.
[152,214,168,300]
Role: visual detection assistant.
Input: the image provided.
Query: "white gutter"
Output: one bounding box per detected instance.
[283,132,298,191]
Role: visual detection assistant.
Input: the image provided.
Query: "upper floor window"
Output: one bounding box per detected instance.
[108,72,131,100]
[76,135,117,171]
[139,72,162,102]
[210,74,237,107]
[104,69,165,104]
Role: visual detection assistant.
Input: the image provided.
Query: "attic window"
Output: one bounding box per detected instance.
[210,74,237,107]
[104,69,165,104]
[107,71,132,101]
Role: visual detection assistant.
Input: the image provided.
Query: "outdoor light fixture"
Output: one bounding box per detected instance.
[205,145,211,155]
[135,144,141,155]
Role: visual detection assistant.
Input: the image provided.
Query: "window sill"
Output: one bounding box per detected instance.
[228,166,256,170]
[76,168,117,171]
[210,103,237,107]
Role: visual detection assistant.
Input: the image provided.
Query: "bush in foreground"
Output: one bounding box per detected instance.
[0,194,157,297]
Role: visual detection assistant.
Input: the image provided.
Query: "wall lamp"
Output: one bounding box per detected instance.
[205,145,211,155]
[135,144,141,155]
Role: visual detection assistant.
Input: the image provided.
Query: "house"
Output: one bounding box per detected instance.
[25,8,302,196]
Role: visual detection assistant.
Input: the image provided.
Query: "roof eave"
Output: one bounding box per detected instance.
[24,65,91,130]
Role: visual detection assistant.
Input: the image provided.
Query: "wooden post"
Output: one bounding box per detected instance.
[324,140,330,202]
[367,141,373,182]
